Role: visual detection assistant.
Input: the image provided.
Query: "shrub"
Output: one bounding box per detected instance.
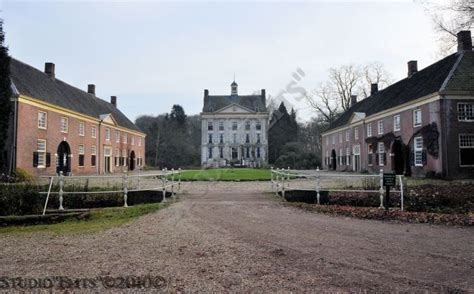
[14,168,35,183]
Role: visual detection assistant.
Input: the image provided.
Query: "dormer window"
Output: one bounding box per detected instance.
[208,121,213,131]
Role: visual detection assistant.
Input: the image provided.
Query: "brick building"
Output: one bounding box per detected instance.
[201,81,269,167]
[5,58,146,176]
[321,31,474,179]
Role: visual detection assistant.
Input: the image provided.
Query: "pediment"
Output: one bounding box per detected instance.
[349,112,366,124]
[100,113,118,126]
[214,103,254,113]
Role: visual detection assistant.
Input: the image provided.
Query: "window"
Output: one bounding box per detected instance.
[123,133,128,144]
[138,138,142,147]
[122,149,127,166]
[346,147,350,166]
[208,134,213,144]
[354,127,359,140]
[414,137,423,166]
[91,146,97,167]
[246,134,250,143]
[91,126,97,138]
[219,147,224,158]
[257,147,261,158]
[78,145,85,167]
[208,147,213,159]
[332,135,335,145]
[219,133,224,143]
[208,121,213,131]
[36,139,47,168]
[115,148,120,166]
[60,117,68,133]
[116,131,120,143]
[368,144,373,166]
[105,128,110,141]
[459,134,474,166]
[219,121,224,131]
[38,111,47,129]
[377,120,384,135]
[257,134,261,144]
[246,147,250,158]
[339,133,342,143]
[233,133,237,144]
[232,122,238,131]
[245,122,250,131]
[378,142,385,166]
[256,123,262,131]
[458,103,474,121]
[413,109,422,127]
[345,130,350,142]
[339,148,343,166]
[367,123,372,137]
[77,122,84,136]
[393,115,401,131]
[131,137,135,146]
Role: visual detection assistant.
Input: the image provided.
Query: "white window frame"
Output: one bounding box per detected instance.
[413,109,422,127]
[377,120,384,135]
[91,126,97,138]
[138,138,142,147]
[458,103,474,122]
[367,123,372,137]
[393,115,401,131]
[414,136,423,166]
[115,148,120,166]
[91,145,97,167]
[368,143,373,166]
[38,111,47,129]
[78,144,85,167]
[339,148,343,166]
[37,139,47,168]
[332,135,335,145]
[346,147,350,166]
[116,131,120,143]
[60,117,68,133]
[354,127,359,140]
[79,122,85,137]
[219,121,224,131]
[458,134,474,166]
[345,131,349,142]
[378,142,385,166]
[131,136,135,146]
[105,128,110,141]
[123,133,128,144]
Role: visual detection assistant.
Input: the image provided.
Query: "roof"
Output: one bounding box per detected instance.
[203,94,267,113]
[326,51,474,132]
[9,58,143,133]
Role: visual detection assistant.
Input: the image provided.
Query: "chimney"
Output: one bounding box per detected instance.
[407,60,418,77]
[44,62,55,79]
[261,89,266,104]
[457,30,472,52]
[370,83,378,95]
[87,84,96,95]
[350,95,357,106]
[110,96,117,107]
[204,89,209,99]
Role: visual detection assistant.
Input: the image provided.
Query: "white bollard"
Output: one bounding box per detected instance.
[123,172,129,208]
[315,167,321,205]
[58,171,64,211]
[379,169,384,209]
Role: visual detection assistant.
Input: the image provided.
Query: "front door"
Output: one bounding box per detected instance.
[56,141,71,175]
[352,145,361,172]
[104,147,112,173]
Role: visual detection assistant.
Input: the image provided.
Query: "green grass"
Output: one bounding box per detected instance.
[179,168,271,181]
[0,202,168,235]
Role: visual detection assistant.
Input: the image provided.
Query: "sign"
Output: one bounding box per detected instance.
[383,172,396,187]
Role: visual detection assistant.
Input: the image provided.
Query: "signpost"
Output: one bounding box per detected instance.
[383,172,396,210]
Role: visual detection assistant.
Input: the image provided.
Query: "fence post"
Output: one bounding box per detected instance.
[315,167,321,205]
[271,167,274,190]
[287,167,290,187]
[123,172,128,208]
[399,175,404,211]
[379,169,384,209]
[178,168,182,192]
[281,169,286,199]
[171,168,175,198]
[162,168,167,202]
[58,171,64,210]
[275,168,279,196]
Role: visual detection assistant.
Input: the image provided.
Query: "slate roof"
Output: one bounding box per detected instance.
[9,58,143,133]
[326,51,474,132]
[203,94,267,113]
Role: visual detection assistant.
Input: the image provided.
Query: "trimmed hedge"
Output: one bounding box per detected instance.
[0,211,90,226]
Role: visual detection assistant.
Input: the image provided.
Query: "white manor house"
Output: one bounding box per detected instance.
[201,81,269,167]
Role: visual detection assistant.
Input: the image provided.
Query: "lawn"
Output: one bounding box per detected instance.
[0,202,168,235]
[179,168,271,181]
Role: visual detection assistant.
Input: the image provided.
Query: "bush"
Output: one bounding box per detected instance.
[14,168,35,183]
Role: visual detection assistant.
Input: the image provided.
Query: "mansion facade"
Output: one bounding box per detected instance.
[201,81,269,167]
[321,31,474,179]
[5,58,146,176]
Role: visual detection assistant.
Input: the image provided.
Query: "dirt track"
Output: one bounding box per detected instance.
[0,181,473,292]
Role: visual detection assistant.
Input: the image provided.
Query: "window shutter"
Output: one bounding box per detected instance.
[383,153,387,164]
[46,153,51,167]
[375,154,379,164]
[409,151,414,166]
[33,152,39,167]
[422,150,427,165]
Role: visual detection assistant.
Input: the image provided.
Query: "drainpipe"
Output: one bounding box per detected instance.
[9,95,19,175]
[98,120,102,174]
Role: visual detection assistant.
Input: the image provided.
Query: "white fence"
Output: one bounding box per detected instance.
[40,168,181,215]
[271,167,405,210]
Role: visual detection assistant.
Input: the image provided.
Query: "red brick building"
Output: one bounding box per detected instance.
[321,31,474,179]
[5,59,146,176]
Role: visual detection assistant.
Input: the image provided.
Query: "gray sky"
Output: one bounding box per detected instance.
[1,0,442,122]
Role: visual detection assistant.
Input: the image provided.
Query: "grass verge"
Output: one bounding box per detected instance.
[179,168,271,181]
[0,202,169,235]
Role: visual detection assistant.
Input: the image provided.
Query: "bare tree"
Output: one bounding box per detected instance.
[358,62,393,98]
[420,0,473,55]
[329,64,361,111]
[304,82,340,124]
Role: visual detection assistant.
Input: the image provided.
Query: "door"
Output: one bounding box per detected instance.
[392,139,404,175]
[56,141,71,175]
[352,145,361,172]
[104,147,112,173]
[129,151,136,171]
[331,149,337,170]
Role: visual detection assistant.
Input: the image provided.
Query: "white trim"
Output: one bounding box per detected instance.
[457,102,474,122]
[393,114,401,131]
[38,111,47,130]
[459,133,474,167]
[440,52,464,91]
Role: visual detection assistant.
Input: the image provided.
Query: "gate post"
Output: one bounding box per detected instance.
[315,167,321,205]
[287,167,290,187]
[123,172,129,208]
[379,169,384,209]
[58,171,64,210]
[271,167,274,190]
[162,168,167,202]
[171,168,175,198]
[178,168,182,192]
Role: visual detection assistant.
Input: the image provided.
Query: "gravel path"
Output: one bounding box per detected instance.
[1,181,473,292]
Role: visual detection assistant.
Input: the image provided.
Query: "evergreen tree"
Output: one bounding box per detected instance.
[0,19,12,170]
[170,104,187,125]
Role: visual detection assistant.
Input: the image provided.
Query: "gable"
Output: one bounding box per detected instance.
[100,113,118,126]
[214,103,254,113]
[349,112,366,124]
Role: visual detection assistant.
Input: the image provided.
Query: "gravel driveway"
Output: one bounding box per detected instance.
[1,181,473,292]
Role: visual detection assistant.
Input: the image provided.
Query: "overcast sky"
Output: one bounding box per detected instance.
[1,0,443,122]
